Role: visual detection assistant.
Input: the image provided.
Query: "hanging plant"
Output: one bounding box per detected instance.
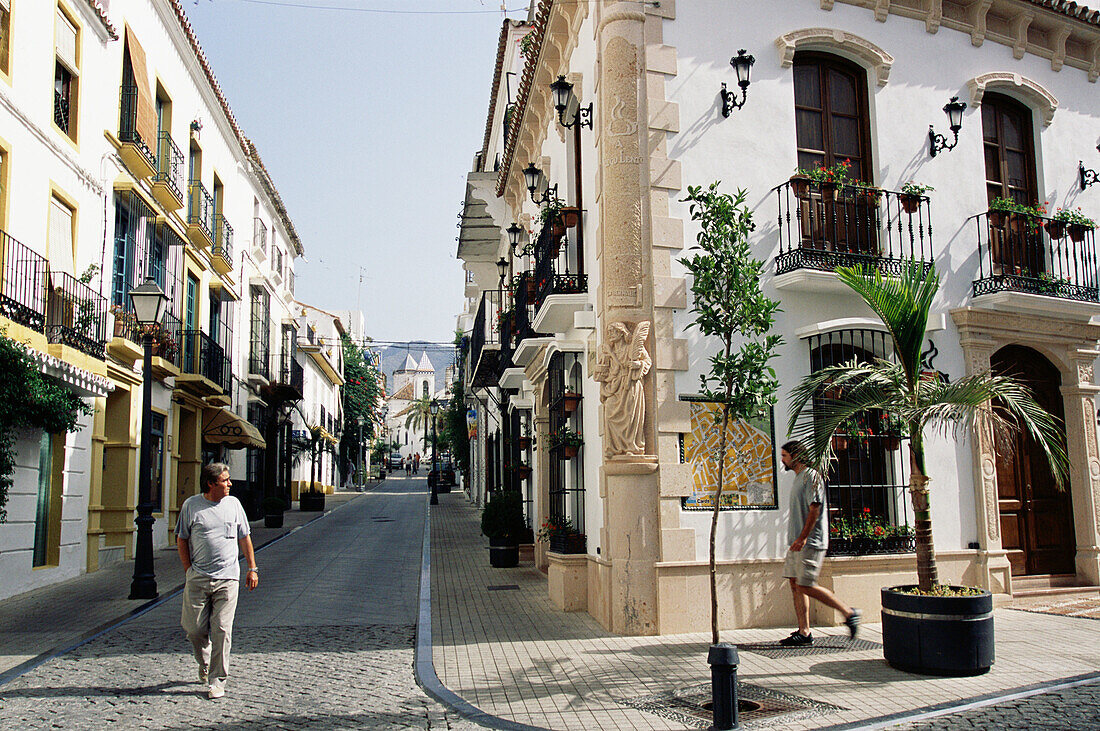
[0,330,93,522]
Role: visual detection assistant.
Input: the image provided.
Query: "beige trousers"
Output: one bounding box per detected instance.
[181,568,240,687]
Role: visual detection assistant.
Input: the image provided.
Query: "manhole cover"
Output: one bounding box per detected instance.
[486,584,520,591]
[736,636,881,658]
[619,682,844,729]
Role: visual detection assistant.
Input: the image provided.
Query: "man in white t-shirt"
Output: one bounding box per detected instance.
[176,463,258,699]
[779,441,860,647]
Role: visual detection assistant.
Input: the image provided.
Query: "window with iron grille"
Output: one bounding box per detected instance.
[111,191,154,307]
[247,402,267,493]
[250,285,270,379]
[547,351,585,541]
[805,328,914,556]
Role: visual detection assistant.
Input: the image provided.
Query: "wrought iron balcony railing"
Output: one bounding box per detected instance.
[531,212,587,310]
[0,230,47,332]
[118,84,156,169]
[249,349,270,380]
[187,181,215,242]
[276,351,304,396]
[180,329,231,393]
[973,210,1099,302]
[156,311,183,367]
[468,289,502,387]
[213,214,233,267]
[774,180,934,276]
[155,131,186,202]
[46,270,106,359]
[54,91,70,133]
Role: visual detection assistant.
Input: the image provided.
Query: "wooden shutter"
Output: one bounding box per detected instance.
[124,27,159,148]
[48,197,75,277]
[55,10,78,72]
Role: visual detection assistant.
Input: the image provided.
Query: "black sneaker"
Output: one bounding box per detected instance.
[778,631,814,647]
[845,609,862,639]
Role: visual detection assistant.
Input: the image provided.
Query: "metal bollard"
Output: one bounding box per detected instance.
[707,642,740,730]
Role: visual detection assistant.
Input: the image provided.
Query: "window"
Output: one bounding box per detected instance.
[982,93,1038,207]
[111,191,154,307]
[47,196,75,279]
[422,381,429,398]
[805,329,913,556]
[32,433,61,567]
[0,0,11,78]
[793,52,872,179]
[250,285,270,378]
[150,412,165,513]
[54,6,79,138]
[185,273,197,331]
[547,351,585,542]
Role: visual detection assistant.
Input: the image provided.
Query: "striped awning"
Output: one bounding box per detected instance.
[203,407,265,449]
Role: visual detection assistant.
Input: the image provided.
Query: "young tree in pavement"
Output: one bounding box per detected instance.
[680,183,783,645]
[339,335,382,483]
[786,261,1067,592]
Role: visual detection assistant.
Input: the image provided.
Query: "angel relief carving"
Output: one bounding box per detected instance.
[592,321,651,457]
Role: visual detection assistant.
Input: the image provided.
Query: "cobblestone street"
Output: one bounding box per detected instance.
[0,479,476,730]
[899,679,1100,730]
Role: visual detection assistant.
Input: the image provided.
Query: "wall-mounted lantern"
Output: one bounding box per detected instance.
[719,49,755,117]
[523,163,558,205]
[550,76,593,129]
[928,96,967,157]
[1080,144,1100,190]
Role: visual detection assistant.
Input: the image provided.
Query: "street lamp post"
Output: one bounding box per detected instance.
[429,399,440,505]
[128,277,168,600]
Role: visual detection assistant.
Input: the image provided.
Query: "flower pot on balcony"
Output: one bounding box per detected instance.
[899,193,923,214]
[560,206,581,228]
[549,532,586,554]
[1069,223,1092,244]
[526,279,538,300]
[831,434,849,451]
[515,465,532,480]
[883,436,901,452]
[562,392,581,414]
[1007,213,1034,237]
[988,209,1007,228]
[819,181,839,202]
[1045,220,1068,240]
[560,445,578,459]
[790,174,812,200]
[549,217,567,239]
[518,436,531,450]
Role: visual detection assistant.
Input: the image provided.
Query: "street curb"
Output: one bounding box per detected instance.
[413,495,549,731]
[817,671,1100,730]
[0,494,362,689]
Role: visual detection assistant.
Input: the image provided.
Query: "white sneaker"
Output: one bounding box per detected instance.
[207,683,225,699]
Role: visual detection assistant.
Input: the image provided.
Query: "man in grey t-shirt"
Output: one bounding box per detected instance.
[176,463,258,698]
[779,441,860,647]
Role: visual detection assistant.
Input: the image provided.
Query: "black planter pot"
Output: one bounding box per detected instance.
[299,491,326,512]
[881,586,994,676]
[488,536,519,568]
[549,533,586,554]
[264,511,284,528]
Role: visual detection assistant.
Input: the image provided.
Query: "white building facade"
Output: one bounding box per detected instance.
[458,0,1100,634]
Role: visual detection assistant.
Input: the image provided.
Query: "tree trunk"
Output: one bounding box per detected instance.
[908,438,938,592]
[310,440,318,493]
[709,403,731,646]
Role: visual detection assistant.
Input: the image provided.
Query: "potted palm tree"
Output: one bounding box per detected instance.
[787,260,1067,676]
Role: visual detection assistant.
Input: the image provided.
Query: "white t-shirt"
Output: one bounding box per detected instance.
[176,494,250,580]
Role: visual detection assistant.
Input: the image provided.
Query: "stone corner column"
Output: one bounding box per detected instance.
[1063,350,1100,586]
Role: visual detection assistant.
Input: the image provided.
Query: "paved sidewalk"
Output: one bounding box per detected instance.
[429,490,1100,730]
[0,489,364,678]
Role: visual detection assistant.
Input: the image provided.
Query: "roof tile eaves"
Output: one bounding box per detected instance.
[85,0,119,39]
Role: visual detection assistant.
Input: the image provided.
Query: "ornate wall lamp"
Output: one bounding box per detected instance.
[928,96,967,157]
[1080,144,1100,190]
[523,163,558,205]
[550,76,593,129]
[507,222,534,257]
[719,49,755,117]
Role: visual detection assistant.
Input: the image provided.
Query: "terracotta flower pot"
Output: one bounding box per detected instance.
[819,181,839,202]
[560,206,581,228]
[1045,220,1067,240]
[560,445,578,459]
[790,175,811,199]
[562,392,581,413]
[899,194,922,214]
[1069,223,1091,244]
[518,436,531,450]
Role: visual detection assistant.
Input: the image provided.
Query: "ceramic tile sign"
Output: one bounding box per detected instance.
[680,402,778,511]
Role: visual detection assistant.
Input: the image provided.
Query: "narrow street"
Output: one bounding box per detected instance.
[0,477,466,730]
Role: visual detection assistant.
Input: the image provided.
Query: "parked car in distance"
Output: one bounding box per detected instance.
[388,453,404,470]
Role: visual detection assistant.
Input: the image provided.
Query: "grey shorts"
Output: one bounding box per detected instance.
[782,547,826,587]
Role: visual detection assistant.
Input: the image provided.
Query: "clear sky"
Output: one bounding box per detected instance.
[184,0,523,343]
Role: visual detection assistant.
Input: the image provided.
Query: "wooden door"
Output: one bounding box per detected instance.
[992,346,1076,575]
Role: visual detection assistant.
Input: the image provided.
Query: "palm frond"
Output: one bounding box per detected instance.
[835,261,938,386]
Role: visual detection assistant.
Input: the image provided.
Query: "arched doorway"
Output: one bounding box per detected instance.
[992,345,1076,576]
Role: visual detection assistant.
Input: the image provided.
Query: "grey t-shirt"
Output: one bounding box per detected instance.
[787,467,828,551]
[176,494,250,580]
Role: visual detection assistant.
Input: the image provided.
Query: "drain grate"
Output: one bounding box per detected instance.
[486,584,520,591]
[735,635,881,658]
[619,682,844,729]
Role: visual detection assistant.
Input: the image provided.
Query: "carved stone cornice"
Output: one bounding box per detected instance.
[776,28,894,86]
[967,72,1059,126]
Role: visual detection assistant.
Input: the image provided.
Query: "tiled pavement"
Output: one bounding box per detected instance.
[0,490,363,677]
[429,490,1100,730]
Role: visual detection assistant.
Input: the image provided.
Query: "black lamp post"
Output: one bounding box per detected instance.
[720,49,755,117]
[929,96,967,157]
[128,277,168,600]
[429,398,440,505]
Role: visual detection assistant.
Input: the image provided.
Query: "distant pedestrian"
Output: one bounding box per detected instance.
[405,457,411,476]
[413,453,420,474]
[176,463,259,699]
[778,441,860,646]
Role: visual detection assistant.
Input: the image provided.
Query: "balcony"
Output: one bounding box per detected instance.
[530,213,588,334]
[510,271,551,367]
[212,215,233,276]
[46,270,106,359]
[148,310,182,379]
[0,230,47,333]
[118,84,157,179]
[773,180,934,293]
[468,289,502,388]
[178,329,230,396]
[261,351,303,403]
[186,181,215,249]
[152,131,185,211]
[248,349,270,383]
[284,270,295,302]
[971,210,1099,320]
[252,218,268,262]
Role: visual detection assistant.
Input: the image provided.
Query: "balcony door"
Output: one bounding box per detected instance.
[982,94,1041,277]
[793,53,876,256]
